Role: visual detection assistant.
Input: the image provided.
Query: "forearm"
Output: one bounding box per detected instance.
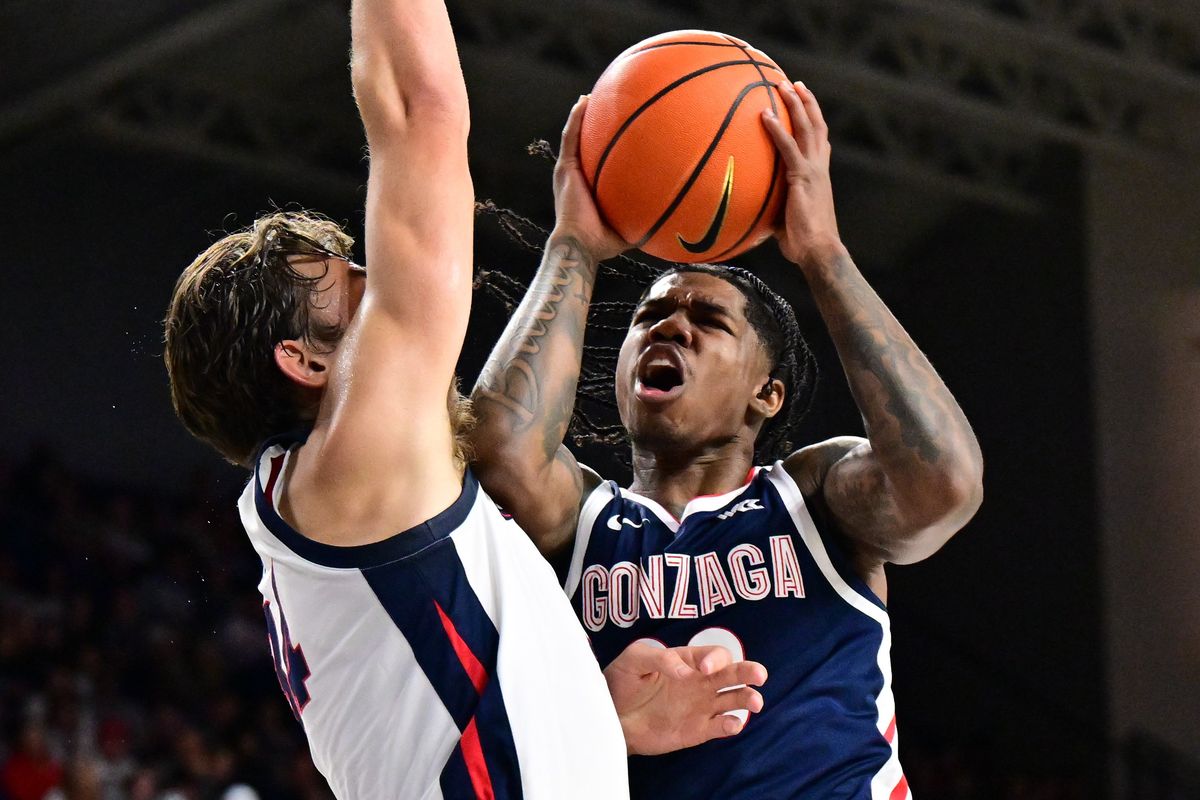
[471,233,600,476]
[800,244,983,515]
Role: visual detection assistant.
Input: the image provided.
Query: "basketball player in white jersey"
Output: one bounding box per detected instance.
[163,2,766,797]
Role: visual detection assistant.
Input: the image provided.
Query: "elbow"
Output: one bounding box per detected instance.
[929,456,985,528]
[889,459,984,565]
[939,455,984,522]
[352,57,468,139]
[468,432,534,504]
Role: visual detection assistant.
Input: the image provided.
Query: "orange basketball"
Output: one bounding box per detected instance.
[580,30,793,264]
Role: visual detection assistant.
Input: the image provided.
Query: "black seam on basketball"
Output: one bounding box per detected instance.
[591,59,784,196]
[708,36,783,261]
[632,41,745,53]
[634,79,774,250]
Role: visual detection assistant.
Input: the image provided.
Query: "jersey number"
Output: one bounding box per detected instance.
[635,627,750,723]
[265,599,311,720]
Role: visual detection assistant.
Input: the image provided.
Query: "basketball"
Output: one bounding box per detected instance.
[580,30,793,264]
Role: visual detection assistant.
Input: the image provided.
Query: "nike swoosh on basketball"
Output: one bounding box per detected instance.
[677,155,735,254]
[607,515,645,531]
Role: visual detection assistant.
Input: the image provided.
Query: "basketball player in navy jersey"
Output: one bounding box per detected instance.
[162,1,767,796]
[470,82,983,798]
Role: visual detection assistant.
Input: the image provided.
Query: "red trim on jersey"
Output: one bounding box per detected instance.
[889,774,909,800]
[264,454,285,503]
[883,714,897,743]
[435,601,489,695]
[461,716,496,800]
[690,467,757,501]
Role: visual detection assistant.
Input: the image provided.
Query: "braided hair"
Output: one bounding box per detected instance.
[475,145,817,465]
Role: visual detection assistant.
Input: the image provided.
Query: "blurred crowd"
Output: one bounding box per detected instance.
[0,446,1092,800]
[0,448,330,800]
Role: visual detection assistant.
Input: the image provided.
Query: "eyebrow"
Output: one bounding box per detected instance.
[690,298,733,317]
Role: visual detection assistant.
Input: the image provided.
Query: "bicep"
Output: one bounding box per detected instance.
[818,440,960,565]
[820,443,908,564]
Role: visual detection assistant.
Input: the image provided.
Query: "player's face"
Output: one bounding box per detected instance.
[615,272,775,455]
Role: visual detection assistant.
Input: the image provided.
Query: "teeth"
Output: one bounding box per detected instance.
[647,358,673,368]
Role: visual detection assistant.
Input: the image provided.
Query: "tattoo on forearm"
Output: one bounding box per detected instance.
[476,237,597,459]
[814,252,975,473]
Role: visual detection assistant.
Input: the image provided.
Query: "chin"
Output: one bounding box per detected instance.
[627,414,691,453]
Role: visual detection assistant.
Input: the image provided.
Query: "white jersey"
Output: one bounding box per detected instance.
[238,433,629,800]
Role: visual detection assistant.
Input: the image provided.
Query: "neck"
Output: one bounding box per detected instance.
[628,437,756,518]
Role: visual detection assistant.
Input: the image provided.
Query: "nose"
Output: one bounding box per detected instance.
[648,311,692,347]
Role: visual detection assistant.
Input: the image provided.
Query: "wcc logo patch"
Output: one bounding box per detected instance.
[717,499,764,521]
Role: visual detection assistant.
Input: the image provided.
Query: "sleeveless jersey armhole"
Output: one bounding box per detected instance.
[563,473,618,599]
[767,462,888,613]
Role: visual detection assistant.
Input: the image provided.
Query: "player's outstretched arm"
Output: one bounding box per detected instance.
[604,643,767,755]
[317,0,473,494]
[762,81,984,566]
[470,97,629,556]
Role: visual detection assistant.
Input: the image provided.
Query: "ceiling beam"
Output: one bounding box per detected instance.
[0,0,295,146]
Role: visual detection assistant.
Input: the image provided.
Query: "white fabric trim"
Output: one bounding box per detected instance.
[614,488,681,532]
[764,463,906,799]
[564,480,617,599]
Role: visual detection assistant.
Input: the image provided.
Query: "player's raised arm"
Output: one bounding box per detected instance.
[470,97,629,556]
[762,81,983,565]
[352,0,471,322]
[314,0,472,489]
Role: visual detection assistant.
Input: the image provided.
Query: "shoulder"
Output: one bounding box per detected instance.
[779,437,890,588]
[782,436,869,498]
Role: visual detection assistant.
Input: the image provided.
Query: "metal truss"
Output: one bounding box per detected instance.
[0,0,295,145]
[642,0,1200,158]
[6,0,1198,211]
[972,0,1200,78]
[453,0,1048,210]
[453,0,1200,205]
[84,77,366,197]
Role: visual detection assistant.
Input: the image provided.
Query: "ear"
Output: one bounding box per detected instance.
[274,339,330,391]
[751,377,786,419]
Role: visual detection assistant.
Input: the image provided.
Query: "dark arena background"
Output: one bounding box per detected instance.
[2,1,1199,798]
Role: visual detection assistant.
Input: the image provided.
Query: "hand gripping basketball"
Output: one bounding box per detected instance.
[552,95,631,262]
[760,81,844,269]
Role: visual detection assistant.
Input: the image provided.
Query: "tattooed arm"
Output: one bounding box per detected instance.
[470,96,629,556]
[764,81,983,566]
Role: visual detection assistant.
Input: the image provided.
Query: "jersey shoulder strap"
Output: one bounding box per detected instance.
[564,473,619,598]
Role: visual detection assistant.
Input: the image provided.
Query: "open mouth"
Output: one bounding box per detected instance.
[635,348,686,403]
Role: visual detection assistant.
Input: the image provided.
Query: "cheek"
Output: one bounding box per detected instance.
[614,335,639,404]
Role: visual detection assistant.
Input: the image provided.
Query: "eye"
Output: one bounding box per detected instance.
[633,307,660,325]
[700,315,732,333]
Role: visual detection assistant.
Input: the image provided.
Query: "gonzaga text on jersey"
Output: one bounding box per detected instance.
[580,534,806,631]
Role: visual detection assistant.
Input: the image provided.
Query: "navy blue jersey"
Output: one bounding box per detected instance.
[565,463,910,800]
